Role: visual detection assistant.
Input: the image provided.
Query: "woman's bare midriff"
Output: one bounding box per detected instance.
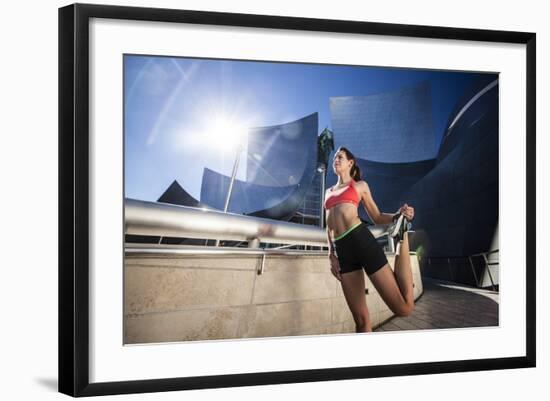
[326,203,362,240]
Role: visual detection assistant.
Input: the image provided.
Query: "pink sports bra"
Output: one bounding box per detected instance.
[324,180,360,210]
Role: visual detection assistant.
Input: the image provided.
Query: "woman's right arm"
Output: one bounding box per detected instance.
[326,226,335,256]
[326,225,341,281]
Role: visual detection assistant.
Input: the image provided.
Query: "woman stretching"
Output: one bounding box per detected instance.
[325,147,415,332]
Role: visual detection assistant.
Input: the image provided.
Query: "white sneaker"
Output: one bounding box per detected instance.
[388,213,405,238]
[389,213,410,241]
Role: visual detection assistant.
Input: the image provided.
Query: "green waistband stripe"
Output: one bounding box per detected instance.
[334,222,362,241]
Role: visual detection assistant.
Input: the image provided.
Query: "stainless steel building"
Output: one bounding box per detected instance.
[329,81,436,163]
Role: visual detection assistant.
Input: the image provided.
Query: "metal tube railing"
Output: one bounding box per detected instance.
[125,244,329,256]
[125,198,390,247]
[125,245,331,275]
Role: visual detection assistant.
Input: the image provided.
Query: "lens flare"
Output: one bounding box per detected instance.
[202,117,247,150]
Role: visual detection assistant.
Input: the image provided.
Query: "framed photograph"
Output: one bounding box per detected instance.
[59,3,536,397]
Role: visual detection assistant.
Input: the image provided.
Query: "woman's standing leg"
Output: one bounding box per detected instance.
[395,232,414,308]
[340,269,372,332]
[369,232,414,317]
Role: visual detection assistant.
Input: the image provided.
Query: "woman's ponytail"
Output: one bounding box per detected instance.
[350,163,361,182]
[337,146,361,181]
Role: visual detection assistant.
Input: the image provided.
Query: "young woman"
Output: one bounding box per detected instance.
[324,147,415,332]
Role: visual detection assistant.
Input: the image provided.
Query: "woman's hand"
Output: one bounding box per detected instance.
[399,203,415,221]
[329,253,342,281]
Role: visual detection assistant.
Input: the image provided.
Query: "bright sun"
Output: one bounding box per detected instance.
[201,117,247,151]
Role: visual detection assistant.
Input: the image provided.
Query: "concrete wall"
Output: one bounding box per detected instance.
[124,250,423,344]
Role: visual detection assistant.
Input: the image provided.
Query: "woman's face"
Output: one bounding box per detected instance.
[332,151,353,174]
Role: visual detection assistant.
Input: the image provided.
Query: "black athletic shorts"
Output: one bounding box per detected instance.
[333,222,388,276]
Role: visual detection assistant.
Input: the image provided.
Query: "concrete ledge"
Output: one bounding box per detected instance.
[124,248,423,344]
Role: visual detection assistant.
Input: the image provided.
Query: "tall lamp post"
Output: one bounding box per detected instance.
[317,164,326,228]
[317,127,334,228]
[223,140,244,213]
[215,139,245,247]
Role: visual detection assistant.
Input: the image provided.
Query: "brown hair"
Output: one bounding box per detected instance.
[336,147,361,182]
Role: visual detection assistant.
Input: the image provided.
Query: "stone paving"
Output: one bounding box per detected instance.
[375,277,499,332]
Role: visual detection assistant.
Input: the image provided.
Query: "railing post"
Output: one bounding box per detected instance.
[258,253,266,275]
[468,256,479,287]
[483,253,496,291]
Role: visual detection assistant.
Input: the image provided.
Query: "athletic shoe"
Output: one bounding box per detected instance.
[388,213,404,238]
[389,213,410,242]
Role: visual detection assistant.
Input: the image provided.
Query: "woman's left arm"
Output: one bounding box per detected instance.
[357,181,395,225]
[357,181,414,224]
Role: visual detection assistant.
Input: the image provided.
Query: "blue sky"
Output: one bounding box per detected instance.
[124,55,492,202]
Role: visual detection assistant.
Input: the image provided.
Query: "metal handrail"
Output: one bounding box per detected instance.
[471,249,499,257]
[125,245,332,276]
[125,244,329,256]
[125,198,390,247]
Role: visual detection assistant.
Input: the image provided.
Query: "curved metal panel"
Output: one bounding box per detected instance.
[329,82,436,163]
[246,112,318,187]
[404,79,499,260]
[437,77,499,162]
[199,113,319,220]
[200,167,296,213]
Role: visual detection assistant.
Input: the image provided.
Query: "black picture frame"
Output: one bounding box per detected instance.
[58,3,536,397]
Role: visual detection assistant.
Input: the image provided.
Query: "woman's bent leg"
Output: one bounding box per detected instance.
[369,232,414,317]
[340,269,372,332]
